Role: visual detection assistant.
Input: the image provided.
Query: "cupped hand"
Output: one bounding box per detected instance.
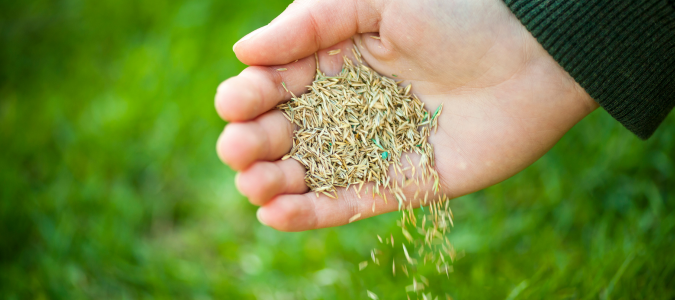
[215,0,598,231]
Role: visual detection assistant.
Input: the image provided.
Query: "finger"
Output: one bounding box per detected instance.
[257,154,438,231]
[215,56,316,122]
[216,110,294,171]
[256,185,396,232]
[236,159,308,206]
[215,40,362,123]
[233,0,382,65]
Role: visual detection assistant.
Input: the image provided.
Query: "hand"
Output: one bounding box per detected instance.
[215,0,598,231]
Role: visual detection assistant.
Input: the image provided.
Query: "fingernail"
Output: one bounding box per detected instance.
[233,25,269,51]
[256,208,269,226]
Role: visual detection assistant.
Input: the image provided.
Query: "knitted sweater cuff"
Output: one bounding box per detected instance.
[503,0,675,139]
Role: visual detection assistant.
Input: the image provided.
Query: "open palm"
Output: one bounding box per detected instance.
[215,0,598,231]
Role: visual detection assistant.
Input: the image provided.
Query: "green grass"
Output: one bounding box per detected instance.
[1,0,674,299]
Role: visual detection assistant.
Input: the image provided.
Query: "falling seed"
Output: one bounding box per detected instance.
[277,68,287,71]
[367,290,379,300]
[402,228,413,242]
[420,275,429,286]
[371,250,380,265]
[403,244,413,264]
[392,259,396,276]
[328,49,341,55]
[349,213,362,223]
[370,35,381,40]
[359,261,368,270]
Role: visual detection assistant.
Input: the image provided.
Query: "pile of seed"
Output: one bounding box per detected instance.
[279,50,454,298]
[278,55,442,202]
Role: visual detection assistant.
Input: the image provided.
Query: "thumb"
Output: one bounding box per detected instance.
[233,0,382,66]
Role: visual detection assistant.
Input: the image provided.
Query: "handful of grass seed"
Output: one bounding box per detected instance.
[278,56,442,201]
[279,52,454,298]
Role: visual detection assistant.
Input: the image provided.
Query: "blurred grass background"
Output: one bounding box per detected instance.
[1,0,674,299]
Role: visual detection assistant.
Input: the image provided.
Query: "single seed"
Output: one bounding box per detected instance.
[392,259,396,276]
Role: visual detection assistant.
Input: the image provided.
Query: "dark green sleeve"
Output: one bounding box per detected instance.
[503,0,675,139]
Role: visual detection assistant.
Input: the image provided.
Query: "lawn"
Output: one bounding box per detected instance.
[1,0,673,299]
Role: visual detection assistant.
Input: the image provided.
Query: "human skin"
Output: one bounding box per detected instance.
[214,0,599,231]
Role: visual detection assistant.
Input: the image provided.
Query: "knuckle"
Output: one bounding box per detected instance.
[217,124,261,170]
[280,160,306,193]
[216,131,232,165]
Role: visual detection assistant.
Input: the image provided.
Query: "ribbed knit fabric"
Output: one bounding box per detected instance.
[503,0,675,139]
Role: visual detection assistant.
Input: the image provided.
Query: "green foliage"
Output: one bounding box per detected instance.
[1,0,673,299]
